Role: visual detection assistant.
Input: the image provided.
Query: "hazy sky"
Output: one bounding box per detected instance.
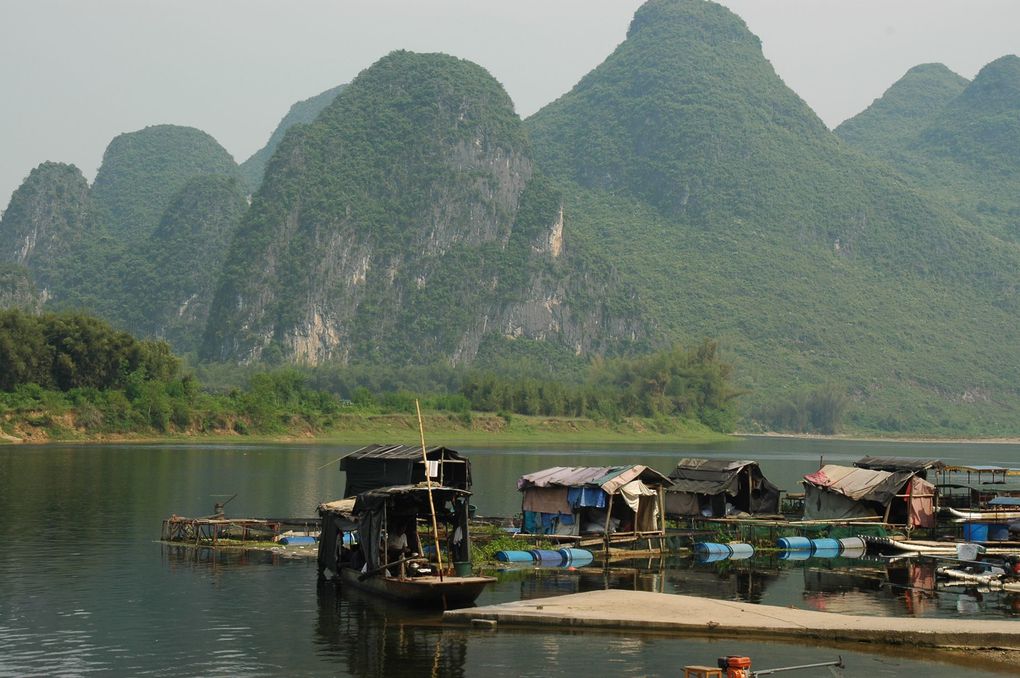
[2,0,1019,211]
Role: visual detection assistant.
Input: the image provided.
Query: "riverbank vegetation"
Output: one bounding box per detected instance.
[0,310,737,444]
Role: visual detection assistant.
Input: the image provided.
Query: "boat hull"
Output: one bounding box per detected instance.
[947,507,1020,522]
[339,567,495,609]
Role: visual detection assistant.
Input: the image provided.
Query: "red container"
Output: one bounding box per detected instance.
[727,656,752,669]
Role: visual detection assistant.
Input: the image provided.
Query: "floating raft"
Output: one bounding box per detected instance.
[445,589,1020,655]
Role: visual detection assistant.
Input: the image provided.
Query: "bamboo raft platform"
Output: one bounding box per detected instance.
[160,514,319,545]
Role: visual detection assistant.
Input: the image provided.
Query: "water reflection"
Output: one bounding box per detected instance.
[314,581,466,678]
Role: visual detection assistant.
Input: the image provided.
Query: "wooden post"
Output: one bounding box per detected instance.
[416,399,444,581]
[603,493,615,555]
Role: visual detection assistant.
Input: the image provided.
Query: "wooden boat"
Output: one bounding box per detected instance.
[318,483,497,609]
[946,507,1020,522]
[339,566,495,608]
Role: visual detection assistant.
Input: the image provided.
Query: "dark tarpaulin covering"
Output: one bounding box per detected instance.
[340,443,471,497]
[665,458,780,516]
[854,456,944,475]
[351,485,472,573]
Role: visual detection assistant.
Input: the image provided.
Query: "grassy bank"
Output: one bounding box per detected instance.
[0,409,731,446]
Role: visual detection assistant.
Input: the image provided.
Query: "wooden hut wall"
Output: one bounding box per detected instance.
[665,491,701,516]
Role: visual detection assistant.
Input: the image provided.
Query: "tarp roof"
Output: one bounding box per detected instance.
[854,456,944,473]
[803,464,912,506]
[517,465,671,494]
[667,458,767,495]
[352,484,470,514]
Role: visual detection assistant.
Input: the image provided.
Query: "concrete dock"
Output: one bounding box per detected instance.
[445,590,1020,658]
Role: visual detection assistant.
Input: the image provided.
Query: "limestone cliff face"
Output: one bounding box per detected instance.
[203,51,643,365]
[0,162,96,302]
[0,265,43,312]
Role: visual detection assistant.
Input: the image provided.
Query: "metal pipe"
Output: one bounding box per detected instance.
[752,657,844,676]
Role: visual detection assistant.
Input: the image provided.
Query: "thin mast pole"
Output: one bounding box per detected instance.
[416,399,444,581]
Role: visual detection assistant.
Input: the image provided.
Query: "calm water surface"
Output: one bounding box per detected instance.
[1,438,1019,676]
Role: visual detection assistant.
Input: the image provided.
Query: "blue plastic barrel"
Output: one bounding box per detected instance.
[988,524,1010,541]
[495,550,535,563]
[558,548,594,567]
[696,550,731,564]
[778,549,812,561]
[963,523,989,541]
[776,536,812,551]
[280,535,316,545]
[727,543,755,560]
[529,549,567,565]
[695,542,733,556]
[810,538,842,553]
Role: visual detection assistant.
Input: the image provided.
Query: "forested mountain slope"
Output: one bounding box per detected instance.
[239,84,347,193]
[526,0,1020,432]
[835,63,969,154]
[203,51,642,367]
[91,124,241,247]
[838,55,1020,243]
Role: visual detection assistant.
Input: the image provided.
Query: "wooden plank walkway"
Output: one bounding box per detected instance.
[444,590,1020,657]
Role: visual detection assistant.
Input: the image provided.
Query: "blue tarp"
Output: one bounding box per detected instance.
[568,486,607,509]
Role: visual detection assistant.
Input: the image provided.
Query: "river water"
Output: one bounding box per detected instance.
[1,438,1018,676]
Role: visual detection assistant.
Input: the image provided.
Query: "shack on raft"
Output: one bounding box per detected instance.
[517,465,672,552]
[340,443,471,497]
[664,458,781,518]
[802,464,937,528]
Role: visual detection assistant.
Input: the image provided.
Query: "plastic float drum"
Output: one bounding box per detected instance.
[777,549,812,561]
[838,536,866,551]
[810,538,842,552]
[776,536,812,551]
[696,550,731,564]
[494,550,535,563]
[529,549,567,565]
[695,542,733,564]
[279,535,316,545]
[727,542,755,560]
[695,542,733,555]
[558,548,594,567]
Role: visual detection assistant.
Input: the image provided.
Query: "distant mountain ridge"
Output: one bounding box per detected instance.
[837,55,1020,243]
[3,0,1020,434]
[239,84,347,193]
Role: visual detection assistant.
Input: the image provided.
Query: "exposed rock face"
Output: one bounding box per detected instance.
[203,51,643,365]
[0,162,97,301]
[0,265,43,312]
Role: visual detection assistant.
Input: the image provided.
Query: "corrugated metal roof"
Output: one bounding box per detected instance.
[855,456,944,472]
[342,443,456,461]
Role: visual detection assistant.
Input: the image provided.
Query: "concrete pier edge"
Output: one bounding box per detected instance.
[444,590,1020,666]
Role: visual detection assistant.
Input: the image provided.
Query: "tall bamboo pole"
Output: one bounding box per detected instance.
[416,399,444,580]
